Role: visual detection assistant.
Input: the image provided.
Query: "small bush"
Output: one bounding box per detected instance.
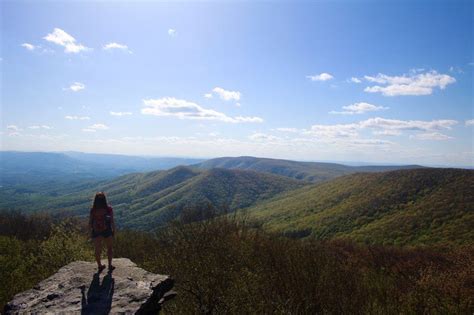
[0,213,93,308]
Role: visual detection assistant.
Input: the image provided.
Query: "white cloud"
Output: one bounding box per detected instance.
[249,133,281,142]
[65,82,85,92]
[350,77,362,83]
[110,111,132,116]
[306,73,334,81]
[21,43,36,51]
[234,116,263,123]
[43,28,90,53]
[65,115,90,120]
[103,42,131,53]
[6,125,22,136]
[307,123,360,139]
[204,93,213,99]
[364,70,456,96]
[359,117,458,131]
[7,125,21,131]
[275,127,298,133]
[141,97,262,123]
[330,102,388,115]
[28,125,52,130]
[349,139,395,146]
[247,131,395,149]
[168,29,177,36]
[88,123,109,130]
[6,126,21,136]
[410,132,453,141]
[211,87,241,101]
[81,124,109,132]
[21,43,54,54]
[235,102,241,107]
[372,130,402,136]
[305,117,457,139]
[465,119,474,126]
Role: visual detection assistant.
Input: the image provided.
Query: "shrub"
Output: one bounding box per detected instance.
[1,211,473,314]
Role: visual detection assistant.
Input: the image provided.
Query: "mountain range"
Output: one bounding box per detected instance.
[195,156,423,183]
[0,151,203,186]
[1,151,472,245]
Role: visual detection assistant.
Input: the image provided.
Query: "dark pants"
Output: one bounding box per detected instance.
[92,229,113,238]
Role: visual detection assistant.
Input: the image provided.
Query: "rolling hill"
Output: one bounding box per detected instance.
[245,168,474,245]
[1,166,308,230]
[195,156,424,183]
[2,152,470,245]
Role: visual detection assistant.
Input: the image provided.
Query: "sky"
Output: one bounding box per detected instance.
[1,1,473,166]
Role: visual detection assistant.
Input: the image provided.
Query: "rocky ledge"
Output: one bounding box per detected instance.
[4,258,175,314]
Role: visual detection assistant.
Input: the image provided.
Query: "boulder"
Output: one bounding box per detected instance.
[4,258,175,314]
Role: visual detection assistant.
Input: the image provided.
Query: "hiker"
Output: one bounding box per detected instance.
[89,192,116,272]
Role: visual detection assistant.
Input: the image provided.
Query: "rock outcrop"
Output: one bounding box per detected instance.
[4,258,175,314]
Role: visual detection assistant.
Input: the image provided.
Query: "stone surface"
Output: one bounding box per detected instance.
[4,258,175,314]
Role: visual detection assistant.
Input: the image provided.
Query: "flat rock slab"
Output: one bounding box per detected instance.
[4,258,174,314]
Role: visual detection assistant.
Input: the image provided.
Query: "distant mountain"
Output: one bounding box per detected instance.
[195,156,424,183]
[1,152,425,187]
[63,151,203,172]
[245,168,474,245]
[0,151,203,186]
[1,151,102,175]
[1,166,307,230]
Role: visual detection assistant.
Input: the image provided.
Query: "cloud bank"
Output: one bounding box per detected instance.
[364,70,455,96]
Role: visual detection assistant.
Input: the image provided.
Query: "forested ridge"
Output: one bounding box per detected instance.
[196,156,423,182]
[1,166,307,230]
[247,168,473,245]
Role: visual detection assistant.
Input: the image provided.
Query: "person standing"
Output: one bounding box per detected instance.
[89,192,116,272]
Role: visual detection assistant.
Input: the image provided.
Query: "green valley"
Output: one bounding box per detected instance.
[1,166,307,230]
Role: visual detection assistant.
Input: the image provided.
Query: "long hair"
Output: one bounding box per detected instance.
[92,192,108,210]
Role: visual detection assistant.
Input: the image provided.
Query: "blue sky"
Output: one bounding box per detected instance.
[1,1,473,166]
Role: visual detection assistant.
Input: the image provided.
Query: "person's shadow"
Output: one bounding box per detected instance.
[81,271,115,315]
